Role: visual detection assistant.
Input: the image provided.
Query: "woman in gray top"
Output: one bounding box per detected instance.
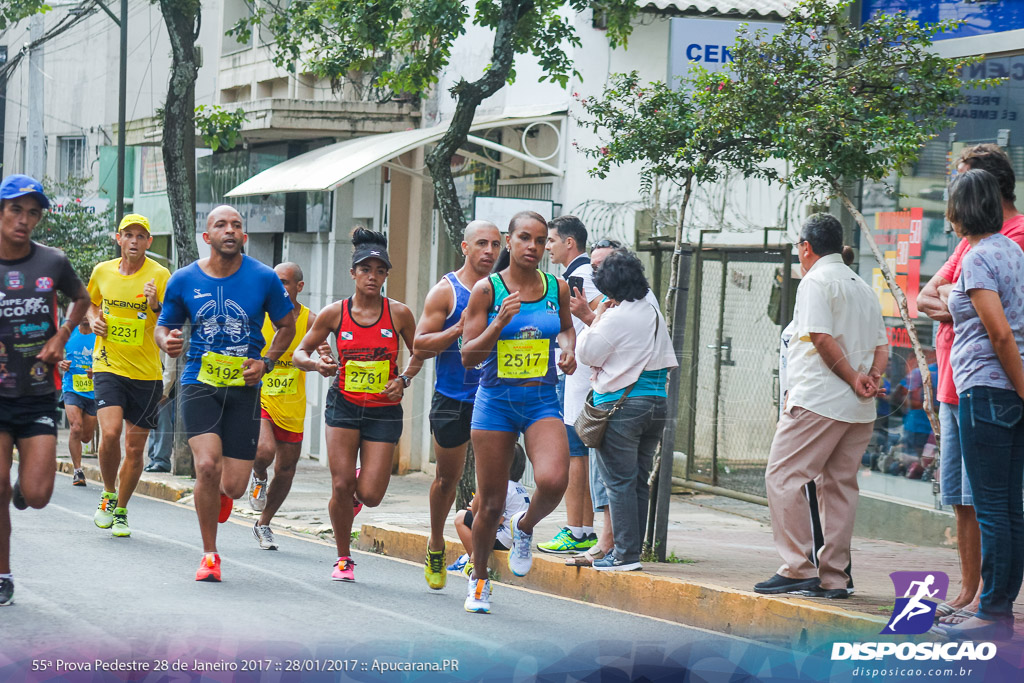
[943,168,1024,641]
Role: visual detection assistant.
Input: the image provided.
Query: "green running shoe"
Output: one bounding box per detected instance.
[424,545,447,590]
[111,507,130,537]
[537,527,587,555]
[93,491,118,529]
[579,533,598,550]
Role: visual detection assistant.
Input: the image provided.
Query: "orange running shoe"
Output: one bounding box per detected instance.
[195,553,221,582]
[219,493,233,523]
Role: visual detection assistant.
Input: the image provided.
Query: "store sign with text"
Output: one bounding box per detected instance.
[872,207,922,319]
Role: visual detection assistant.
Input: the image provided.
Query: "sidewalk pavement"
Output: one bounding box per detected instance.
[52,430,1023,650]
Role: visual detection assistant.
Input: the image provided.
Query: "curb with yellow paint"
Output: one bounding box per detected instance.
[54,459,192,502]
[356,523,888,651]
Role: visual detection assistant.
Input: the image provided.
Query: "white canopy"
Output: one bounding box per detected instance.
[226,107,565,197]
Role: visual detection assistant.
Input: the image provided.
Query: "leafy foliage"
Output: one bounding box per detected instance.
[578,72,775,197]
[693,0,991,198]
[0,0,49,31]
[232,0,637,100]
[194,105,248,152]
[582,0,990,203]
[33,178,116,286]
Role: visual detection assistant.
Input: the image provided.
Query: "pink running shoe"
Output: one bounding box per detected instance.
[332,556,356,582]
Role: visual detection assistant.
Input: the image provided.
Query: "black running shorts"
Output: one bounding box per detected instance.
[0,393,59,440]
[181,383,261,460]
[428,391,474,449]
[93,372,163,430]
[324,388,403,444]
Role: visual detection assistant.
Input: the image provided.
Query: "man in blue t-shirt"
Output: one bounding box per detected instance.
[59,318,97,486]
[894,361,939,458]
[156,205,295,583]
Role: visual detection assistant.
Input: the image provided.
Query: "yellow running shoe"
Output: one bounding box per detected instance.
[93,491,117,529]
[424,545,447,590]
[111,507,131,538]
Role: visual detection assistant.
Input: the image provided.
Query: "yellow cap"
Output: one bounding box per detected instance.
[118,213,151,234]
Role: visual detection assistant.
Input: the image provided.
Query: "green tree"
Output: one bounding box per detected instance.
[156,0,201,270]
[0,0,48,30]
[579,72,776,318]
[194,105,248,152]
[584,0,993,435]
[702,0,998,435]
[33,178,116,288]
[234,0,639,248]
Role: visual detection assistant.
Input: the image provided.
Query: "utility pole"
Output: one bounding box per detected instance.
[27,14,44,180]
[0,46,7,174]
[116,0,127,224]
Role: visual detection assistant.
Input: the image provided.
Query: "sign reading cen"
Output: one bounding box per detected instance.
[668,18,784,88]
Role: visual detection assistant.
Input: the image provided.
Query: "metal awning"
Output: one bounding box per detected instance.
[226,106,565,197]
[639,0,795,18]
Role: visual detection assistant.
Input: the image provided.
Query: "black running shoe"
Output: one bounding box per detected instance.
[11,481,27,510]
[0,577,13,606]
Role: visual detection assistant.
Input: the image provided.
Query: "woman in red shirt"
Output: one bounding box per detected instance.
[293,228,421,582]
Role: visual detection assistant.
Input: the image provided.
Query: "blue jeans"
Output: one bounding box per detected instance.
[939,401,972,506]
[147,397,175,469]
[958,385,1024,623]
[594,396,668,563]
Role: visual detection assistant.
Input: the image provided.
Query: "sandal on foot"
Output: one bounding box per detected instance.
[939,608,976,625]
[565,547,606,567]
[934,602,957,620]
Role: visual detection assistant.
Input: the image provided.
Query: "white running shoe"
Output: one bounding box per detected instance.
[247,472,267,512]
[253,522,278,550]
[464,576,492,613]
[507,510,533,577]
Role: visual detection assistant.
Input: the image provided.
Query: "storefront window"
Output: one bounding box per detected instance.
[855,53,1024,503]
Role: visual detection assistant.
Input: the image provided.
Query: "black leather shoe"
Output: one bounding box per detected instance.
[754,573,820,594]
[143,463,170,473]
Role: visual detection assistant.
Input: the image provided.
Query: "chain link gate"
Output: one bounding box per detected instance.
[682,244,793,499]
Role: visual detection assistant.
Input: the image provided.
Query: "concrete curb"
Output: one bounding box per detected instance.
[356,523,889,651]
[56,459,193,502]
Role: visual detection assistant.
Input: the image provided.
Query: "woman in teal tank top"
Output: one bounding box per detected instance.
[459,211,576,614]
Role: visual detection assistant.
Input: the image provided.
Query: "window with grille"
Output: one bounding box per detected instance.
[59,136,86,182]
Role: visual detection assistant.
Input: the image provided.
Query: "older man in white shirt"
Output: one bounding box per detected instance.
[756,213,888,599]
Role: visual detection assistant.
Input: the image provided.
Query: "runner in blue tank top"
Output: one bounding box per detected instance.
[460,210,576,614]
[59,318,97,486]
[414,220,502,591]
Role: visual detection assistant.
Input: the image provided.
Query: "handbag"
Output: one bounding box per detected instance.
[573,301,661,448]
[575,384,638,448]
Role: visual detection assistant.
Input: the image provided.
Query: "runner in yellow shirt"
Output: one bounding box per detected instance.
[247,263,319,550]
[86,214,170,537]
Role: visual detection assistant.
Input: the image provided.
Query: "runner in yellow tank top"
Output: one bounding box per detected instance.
[85,214,170,538]
[247,262,322,550]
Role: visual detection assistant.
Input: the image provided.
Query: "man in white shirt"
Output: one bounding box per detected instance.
[756,214,888,598]
[539,216,602,554]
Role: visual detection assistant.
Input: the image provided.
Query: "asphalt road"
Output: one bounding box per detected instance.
[1,472,809,681]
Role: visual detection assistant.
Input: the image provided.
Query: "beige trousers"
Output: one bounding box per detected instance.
[765,406,873,590]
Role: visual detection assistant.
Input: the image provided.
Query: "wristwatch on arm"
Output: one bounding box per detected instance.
[399,374,412,388]
[261,357,276,373]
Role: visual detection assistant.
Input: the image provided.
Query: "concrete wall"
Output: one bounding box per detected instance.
[2,2,222,192]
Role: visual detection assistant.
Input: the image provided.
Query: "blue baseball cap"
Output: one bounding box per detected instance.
[0,174,50,210]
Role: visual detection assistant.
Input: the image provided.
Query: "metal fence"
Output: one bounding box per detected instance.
[678,245,793,499]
